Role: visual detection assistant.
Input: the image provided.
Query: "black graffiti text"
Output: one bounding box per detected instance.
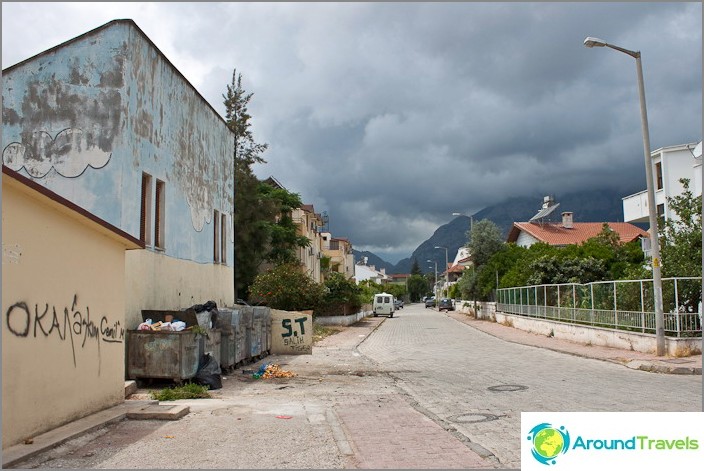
[5,295,124,368]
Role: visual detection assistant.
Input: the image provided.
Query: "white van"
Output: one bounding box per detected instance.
[373,293,395,318]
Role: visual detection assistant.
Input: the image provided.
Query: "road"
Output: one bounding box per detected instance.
[12,303,701,469]
[358,304,702,468]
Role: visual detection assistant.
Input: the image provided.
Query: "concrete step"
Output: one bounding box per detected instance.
[126,403,190,420]
[124,380,137,398]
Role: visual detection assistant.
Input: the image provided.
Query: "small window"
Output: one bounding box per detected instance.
[214,209,221,263]
[655,162,663,190]
[155,179,165,249]
[140,173,153,246]
[221,213,227,264]
[657,203,665,218]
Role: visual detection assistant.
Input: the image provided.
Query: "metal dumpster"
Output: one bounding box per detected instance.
[126,330,201,383]
[240,306,254,363]
[250,310,263,359]
[216,308,237,371]
[233,309,247,365]
[253,306,272,357]
[127,309,220,383]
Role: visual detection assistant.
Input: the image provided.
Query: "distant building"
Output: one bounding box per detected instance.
[622,142,702,224]
[507,212,648,248]
[354,259,392,284]
[321,233,355,280]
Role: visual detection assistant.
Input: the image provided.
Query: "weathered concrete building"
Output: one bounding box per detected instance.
[2,19,235,329]
[2,19,234,447]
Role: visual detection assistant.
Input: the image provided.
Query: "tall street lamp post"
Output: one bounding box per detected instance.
[427,259,438,303]
[452,212,474,237]
[584,36,665,356]
[434,246,449,297]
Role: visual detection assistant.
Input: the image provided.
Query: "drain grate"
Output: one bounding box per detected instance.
[449,413,499,424]
[487,384,528,392]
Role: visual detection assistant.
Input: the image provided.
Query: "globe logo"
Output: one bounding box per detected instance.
[527,423,571,465]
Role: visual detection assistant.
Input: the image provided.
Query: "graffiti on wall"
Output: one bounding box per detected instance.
[271,310,312,355]
[3,128,112,179]
[5,294,124,370]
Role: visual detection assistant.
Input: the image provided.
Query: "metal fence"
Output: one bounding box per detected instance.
[496,277,702,338]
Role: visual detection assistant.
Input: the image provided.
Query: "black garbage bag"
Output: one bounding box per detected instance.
[189,301,219,328]
[194,353,222,390]
[191,301,217,313]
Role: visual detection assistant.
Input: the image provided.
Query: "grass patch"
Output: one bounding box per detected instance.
[313,323,341,343]
[150,382,211,401]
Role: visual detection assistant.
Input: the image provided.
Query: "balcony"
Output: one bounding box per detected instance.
[622,189,666,224]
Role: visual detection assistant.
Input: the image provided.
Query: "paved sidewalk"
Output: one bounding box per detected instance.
[443,310,702,375]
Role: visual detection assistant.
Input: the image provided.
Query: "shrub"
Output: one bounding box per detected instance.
[249,263,324,310]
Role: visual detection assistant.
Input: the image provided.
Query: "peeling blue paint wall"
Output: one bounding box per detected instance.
[2,20,235,266]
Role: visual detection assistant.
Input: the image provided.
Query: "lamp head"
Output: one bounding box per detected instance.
[584,37,607,48]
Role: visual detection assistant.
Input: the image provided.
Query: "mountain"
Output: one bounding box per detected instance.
[385,186,642,275]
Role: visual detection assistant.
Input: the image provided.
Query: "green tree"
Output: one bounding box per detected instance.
[316,272,362,316]
[660,178,702,278]
[659,178,702,312]
[248,263,323,311]
[406,274,428,302]
[259,184,310,265]
[467,219,504,268]
[410,258,422,276]
[224,69,269,299]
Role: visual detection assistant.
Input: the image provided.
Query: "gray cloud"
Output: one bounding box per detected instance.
[3,2,701,263]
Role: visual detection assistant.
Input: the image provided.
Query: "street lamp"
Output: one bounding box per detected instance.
[452,212,474,235]
[427,260,438,303]
[584,36,665,356]
[434,246,449,296]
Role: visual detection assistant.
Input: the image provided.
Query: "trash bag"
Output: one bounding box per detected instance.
[194,353,222,390]
[191,301,217,313]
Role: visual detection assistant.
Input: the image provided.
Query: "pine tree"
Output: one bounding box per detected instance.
[224,69,269,299]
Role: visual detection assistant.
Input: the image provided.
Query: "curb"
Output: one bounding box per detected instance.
[2,400,157,468]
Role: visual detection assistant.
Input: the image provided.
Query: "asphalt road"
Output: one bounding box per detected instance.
[13,304,701,469]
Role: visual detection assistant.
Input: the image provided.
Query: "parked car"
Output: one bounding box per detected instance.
[394,298,404,309]
[424,297,436,308]
[438,298,454,311]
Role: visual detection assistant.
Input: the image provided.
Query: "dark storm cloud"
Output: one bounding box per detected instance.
[3,2,701,263]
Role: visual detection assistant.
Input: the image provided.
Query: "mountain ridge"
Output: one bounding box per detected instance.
[353,186,642,275]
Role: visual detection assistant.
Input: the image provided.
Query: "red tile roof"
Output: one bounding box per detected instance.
[447,265,466,274]
[507,222,648,246]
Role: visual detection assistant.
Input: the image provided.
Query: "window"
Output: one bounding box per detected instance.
[140,173,153,246]
[657,204,665,218]
[214,209,221,263]
[155,179,165,249]
[221,213,227,264]
[655,162,663,190]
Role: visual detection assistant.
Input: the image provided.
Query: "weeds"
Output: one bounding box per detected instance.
[313,324,341,343]
[150,383,211,401]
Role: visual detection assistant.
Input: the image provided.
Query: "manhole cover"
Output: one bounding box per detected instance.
[449,413,499,424]
[488,384,528,392]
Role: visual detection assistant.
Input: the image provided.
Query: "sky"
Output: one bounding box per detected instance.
[2,2,702,263]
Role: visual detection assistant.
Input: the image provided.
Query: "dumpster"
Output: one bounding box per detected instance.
[250,310,263,359]
[233,309,247,365]
[127,309,220,383]
[216,308,237,371]
[126,330,201,383]
[240,306,254,363]
[253,306,272,357]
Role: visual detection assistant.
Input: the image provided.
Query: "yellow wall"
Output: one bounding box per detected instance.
[2,177,131,448]
[124,250,234,328]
